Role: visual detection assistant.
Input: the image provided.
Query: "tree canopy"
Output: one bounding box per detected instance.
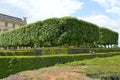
[0,16,118,48]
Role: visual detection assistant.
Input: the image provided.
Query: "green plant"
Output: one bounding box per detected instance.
[0,16,117,48]
[0,52,120,79]
[97,27,119,48]
[0,50,35,56]
[8,58,18,74]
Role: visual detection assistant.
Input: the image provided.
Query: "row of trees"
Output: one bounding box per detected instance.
[0,16,118,48]
[97,27,118,48]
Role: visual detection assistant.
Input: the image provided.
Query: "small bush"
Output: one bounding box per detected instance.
[102,75,120,80]
[0,50,35,56]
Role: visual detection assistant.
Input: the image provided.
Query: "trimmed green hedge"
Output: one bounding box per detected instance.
[35,48,120,55]
[0,52,120,79]
[67,48,120,54]
[0,50,35,56]
[0,16,118,48]
[0,17,99,47]
[0,48,120,56]
[97,27,119,47]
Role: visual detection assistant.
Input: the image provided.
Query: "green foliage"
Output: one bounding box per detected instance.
[40,48,120,55]
[0,50,35,56]
[42,48,68,55]
[57,17,100,47]
[0,48,120,56]
[0,16,104,48]
[0,52,120,79]
[84,66,120,79]
[0,16,118,48]
[97,27,119,47]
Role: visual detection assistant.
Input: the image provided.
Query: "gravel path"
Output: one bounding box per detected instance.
[1,66,100,80]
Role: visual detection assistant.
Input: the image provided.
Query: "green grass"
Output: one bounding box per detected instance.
[63,55,120,79]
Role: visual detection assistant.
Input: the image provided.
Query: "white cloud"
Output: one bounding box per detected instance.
[91,0,120,46]
[0,0,83,23]
[92,0,120,16]
[93,0,120,7]
[80,15,119,30]
[106,7,120,16]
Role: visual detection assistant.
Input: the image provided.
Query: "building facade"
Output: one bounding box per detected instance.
[0,13,27,32]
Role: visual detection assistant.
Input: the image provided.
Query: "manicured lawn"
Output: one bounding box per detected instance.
[64,55,120,79]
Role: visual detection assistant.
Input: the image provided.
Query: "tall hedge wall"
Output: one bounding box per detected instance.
[97,27,119,47]
[0,16,118,48]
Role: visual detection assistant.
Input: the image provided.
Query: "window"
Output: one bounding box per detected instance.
[13,24,15,28]
[5,22,8,27]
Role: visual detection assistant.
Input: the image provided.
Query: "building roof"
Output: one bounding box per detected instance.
[0,13,25,24]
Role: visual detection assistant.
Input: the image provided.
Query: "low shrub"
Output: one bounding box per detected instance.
[102,75,120,80]
[0,50,35,56]
[0,52,120,79]
[67,48,120,54]
[41,48,68,55]
[0,48,120,56]
[36,48,120,55]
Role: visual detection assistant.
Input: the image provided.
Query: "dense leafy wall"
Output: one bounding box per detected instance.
[97,27,119,47]
[0,16,118,48]
[59,17,99,47]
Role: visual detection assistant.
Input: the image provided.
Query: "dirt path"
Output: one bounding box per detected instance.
[2,66,99,80]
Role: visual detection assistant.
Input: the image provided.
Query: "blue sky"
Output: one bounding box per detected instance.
[0,0,120,46]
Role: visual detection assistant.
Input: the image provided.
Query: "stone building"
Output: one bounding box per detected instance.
[0,13,27,32]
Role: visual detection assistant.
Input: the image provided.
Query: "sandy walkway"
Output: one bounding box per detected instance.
[1,66,99,80]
